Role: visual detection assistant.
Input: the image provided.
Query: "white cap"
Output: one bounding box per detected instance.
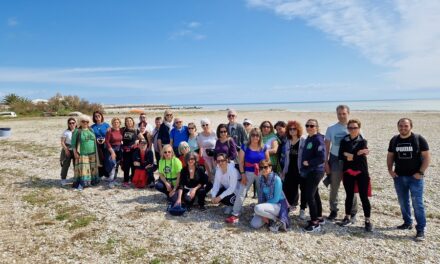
[243,118,252,125]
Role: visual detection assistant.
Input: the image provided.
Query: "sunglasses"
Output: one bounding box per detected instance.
[243,123,250,126]
[262,126,270,129]
[219,130,227,134]
[69,122,76,125]
[289,127,297,131]
[227,115,236,118]
[175,121,182,124]
[188,127,195,130]
[202,124,209,127]
[164,151,172,154]
[166,114,173,117]
[348,127,359,130]
[216,159,227,163]
[251,134,260,138]
[261,165,271,170]
[81,120,89,123]
[188,158,196,161]
[305,124,316,128]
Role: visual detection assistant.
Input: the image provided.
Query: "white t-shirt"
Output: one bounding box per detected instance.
[61,129,73,147]
[325,123,348,156]
[196,131,217,157]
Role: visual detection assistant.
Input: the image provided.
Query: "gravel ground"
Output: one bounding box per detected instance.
[0,111,439,264]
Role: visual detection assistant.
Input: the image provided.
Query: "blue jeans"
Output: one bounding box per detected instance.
[393,176,426,231]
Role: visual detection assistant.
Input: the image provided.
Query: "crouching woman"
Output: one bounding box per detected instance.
[250,160,289,232]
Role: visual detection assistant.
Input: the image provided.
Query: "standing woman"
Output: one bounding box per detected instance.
[60,117,77,186]
[175,152,212,210]
[138,121,152,149]
[260,121,280,172]
[338,119,372,231]
[187,122,199,152]
[225,128,269,224]
[155,144,183,201]
[214,123,238,161]
[71,115,100,190]
[282,120,308,218]
[196,118,217,180]
[91,110,110,178]
[121,117,139,187]
[105,117,123,187]
[157,110,174,155]
[300,119,326,232]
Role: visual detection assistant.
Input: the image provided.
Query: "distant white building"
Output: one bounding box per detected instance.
[32,99,48,104]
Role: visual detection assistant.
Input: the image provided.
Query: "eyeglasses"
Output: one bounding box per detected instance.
[251,134,260,138]
[348,127,359,130]
[243,123,250,126]
[216,159,227,163]
[202,124,209,127]
[305,124,316,128]
[289,127,297,131]
[68,122,76,125]
[219,130,227,134]
[260,165,271,170]
[227,115,236,118]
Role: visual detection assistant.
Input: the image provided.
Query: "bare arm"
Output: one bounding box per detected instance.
[269,140,278,155]
[386,152,397,178]
[414,151,431,180]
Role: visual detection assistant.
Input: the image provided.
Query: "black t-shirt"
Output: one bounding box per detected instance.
[287,141,299,177]
[122,128,139,147]
[388,133,429,176]
[158,123,171,145]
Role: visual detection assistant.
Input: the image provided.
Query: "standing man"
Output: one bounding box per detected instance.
[152,116,163,164]
[226,109,247,149]
[243,118,253,145]
[137,113,154,132]
[170,117,189,155]
[387,118,430,241]
[325,105,358,221]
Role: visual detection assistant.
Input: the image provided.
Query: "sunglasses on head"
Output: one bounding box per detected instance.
[305,124,315,128]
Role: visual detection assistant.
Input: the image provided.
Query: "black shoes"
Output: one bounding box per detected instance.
[327,211,337,221]
[397,223,413,230]
[365,221,373,232]
[415,231,425,241]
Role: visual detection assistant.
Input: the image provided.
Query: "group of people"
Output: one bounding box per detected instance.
[59,106,430,241]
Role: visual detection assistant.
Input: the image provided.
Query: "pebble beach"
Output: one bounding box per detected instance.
[0,110,439,263]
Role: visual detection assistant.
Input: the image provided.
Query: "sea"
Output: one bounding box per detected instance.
[178,99,440,112]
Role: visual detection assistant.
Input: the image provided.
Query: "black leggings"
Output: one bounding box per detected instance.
[343,172,371,217]
[182,182,213,207]
[122,149,135,183]
[284,171,307,209]
[216,187,236,206]
[304,171,324,222]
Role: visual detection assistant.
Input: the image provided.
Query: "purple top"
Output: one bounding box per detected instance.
[242,145,267,172]
[215,138,237,160]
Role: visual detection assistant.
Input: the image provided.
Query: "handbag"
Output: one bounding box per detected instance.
[132,169,147,188]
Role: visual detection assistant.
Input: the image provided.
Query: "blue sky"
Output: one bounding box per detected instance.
[1,0,439,105]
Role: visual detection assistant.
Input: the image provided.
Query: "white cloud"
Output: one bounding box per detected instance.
[7,17,18,27]
[247,0,440,89]
[171,21,206,40]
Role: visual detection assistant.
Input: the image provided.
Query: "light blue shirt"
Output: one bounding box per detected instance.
[325,123,348,156]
